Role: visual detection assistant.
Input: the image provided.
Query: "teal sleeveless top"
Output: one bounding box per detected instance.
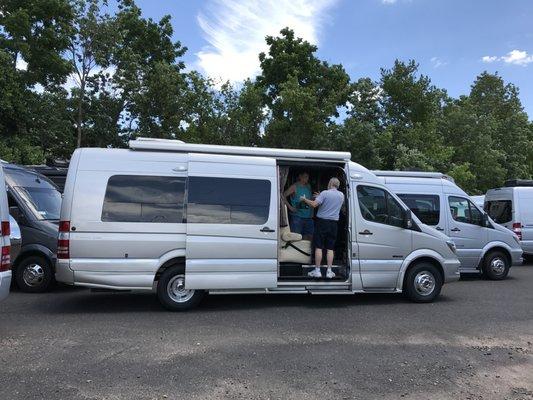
[290,183,313,218]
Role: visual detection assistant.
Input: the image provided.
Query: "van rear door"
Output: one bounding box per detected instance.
[518,189,533,254]
[185,153,278,290]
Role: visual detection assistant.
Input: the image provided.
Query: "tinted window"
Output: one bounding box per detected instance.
[485,200,512,223]
[14,186,62,220]
[357,185,405,227]
[188,177,270,224]
[398,194,440,225]
[102,176,185,223]
[448,196,482,225]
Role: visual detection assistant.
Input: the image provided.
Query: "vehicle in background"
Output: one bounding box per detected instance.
[1,164,12,302]
[375,171,522,280]
[485,180,533,260]
[3,162,61,292]
[28,165,68,193]
[9,215,22,267]
[57,138,460,310]
[471,195,485,208]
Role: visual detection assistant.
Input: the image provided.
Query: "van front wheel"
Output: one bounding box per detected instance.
[157,267,204,311]
[15,256,54,293]
[404,263,442,303]
[483,251,510,280]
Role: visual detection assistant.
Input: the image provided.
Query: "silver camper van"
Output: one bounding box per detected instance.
[375,171,522,280]
[0,164,12,302]
[485,180,533,259]
[56,139,460,310]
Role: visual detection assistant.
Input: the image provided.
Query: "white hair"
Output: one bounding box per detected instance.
[328,177,340,189]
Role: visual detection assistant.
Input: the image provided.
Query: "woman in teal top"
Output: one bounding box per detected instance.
[283,172,314,240]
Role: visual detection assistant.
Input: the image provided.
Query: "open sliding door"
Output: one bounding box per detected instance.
[185,153,278,290]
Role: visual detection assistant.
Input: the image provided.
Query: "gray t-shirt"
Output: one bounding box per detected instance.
[315,188,344,221]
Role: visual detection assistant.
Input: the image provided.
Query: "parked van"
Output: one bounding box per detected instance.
[56,139,460,310]
[0,164,12,302]
[485,180,533,259]
[375,171,522,280]
[3,162,61,292]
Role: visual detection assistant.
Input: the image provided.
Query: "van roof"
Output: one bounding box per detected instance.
[129,137,351,162]
[372,170,455,182]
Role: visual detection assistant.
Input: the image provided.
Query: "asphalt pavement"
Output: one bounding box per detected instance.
[1,264,532,400]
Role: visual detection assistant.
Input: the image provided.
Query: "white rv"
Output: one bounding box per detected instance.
[485,180,533,259]
[375,171,522,280]
[56,139,460,310]
[0,164,12,302]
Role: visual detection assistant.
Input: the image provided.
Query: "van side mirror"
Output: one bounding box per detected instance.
[403,209,413,229]
[9,206,25,224]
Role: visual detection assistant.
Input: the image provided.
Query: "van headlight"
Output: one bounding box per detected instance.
[446,240,457,254]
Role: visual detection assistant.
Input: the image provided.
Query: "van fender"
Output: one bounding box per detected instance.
[15,243,55,268]
[156,249,187,270]
[396,249,446,291]
[479,241,513,263]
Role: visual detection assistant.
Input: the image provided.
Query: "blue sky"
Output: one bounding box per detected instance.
[135,0,533,118]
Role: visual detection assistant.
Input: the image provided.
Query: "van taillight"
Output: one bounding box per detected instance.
[1,220,9,236]
[512,222,522,241]
[57,221,70,259]
[0,245,10,271]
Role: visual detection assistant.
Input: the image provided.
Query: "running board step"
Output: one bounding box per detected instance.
[309,290,354,295]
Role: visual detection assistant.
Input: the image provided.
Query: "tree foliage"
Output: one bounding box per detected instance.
[1,3,532,193]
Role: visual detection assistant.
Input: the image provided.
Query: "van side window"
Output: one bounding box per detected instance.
[357,186,404,227]
[448,196,482,225]
[397,194,440,226]
[485,200,512,223]
[188,177,270,224]
[102,176,185,223]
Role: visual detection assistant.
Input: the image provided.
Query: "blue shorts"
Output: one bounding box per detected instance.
[290,215,314,236]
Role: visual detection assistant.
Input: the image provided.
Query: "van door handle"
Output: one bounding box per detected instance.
[436,227,444,231]
[260,227,275,233]
[358,229,373,235]
[451,227,461,232]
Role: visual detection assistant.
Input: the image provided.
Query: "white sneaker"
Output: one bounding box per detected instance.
[308,268,322,278]
[326,268,336,279]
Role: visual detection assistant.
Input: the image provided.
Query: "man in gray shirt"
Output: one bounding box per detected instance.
[300,177,345,279]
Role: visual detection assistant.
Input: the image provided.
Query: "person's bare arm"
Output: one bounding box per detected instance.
[301,195,320,209]
[283,184,297,212]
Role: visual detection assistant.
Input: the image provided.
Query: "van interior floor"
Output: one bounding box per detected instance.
[278,263,348,281]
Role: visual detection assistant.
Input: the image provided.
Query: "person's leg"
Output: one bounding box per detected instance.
[315,248,323,268]
[290,215,303,235]
[309,219,323,278]
[325,221,338,279]
[302,218,314,241]
[326,250,334,268]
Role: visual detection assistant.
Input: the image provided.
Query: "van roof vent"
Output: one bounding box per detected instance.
[372,170,455,183]
[504,179,533,187]
[129,137,352,161]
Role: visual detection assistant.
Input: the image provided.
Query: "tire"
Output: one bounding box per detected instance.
[404,262,443,303]
[483,250,510,280]
[157,266,205,311]
[15,255,54,293]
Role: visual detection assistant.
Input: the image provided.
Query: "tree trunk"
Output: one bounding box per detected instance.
[76,81,85,148]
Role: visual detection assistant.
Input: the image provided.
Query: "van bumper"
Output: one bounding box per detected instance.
[0,271,12,302]
[442,259,461,283]
[55,260,75,284]
[511,248,524,266]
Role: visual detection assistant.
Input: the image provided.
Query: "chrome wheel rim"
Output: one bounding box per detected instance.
[414,271,436,296]
[23,264,45,287]
[167,275,194,303]
[490,257,506,275]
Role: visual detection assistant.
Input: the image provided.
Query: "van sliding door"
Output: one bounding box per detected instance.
[184,153,278,290]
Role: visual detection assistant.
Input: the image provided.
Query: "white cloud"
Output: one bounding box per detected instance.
[196,0,338,83]
[430,56,447,68]
[381,0,398,4]
[481,50,533,66]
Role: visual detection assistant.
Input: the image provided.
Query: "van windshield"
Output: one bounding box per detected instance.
[485,200,512,224]
[14,186,61,220]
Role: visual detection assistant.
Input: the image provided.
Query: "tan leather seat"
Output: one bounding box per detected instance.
[279,205,312,264]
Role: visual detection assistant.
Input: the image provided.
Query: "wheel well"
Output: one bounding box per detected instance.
[403,256,444,288]
[13,251,53,271]
[154,257,185,283]
[481,247,511,267]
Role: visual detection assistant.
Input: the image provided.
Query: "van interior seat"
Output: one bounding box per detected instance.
[279,204,312,264]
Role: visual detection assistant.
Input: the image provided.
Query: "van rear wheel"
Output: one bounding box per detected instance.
[157,266,204,311]
[404,263,442,303]
[483,251,510,280]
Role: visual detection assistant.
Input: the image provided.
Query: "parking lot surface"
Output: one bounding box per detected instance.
[1,264,532,400]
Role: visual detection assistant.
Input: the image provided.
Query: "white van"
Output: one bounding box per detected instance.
[56,139,460,310]
[485,180,533,259]
[0,164,12,302]
[375,171,522,280]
